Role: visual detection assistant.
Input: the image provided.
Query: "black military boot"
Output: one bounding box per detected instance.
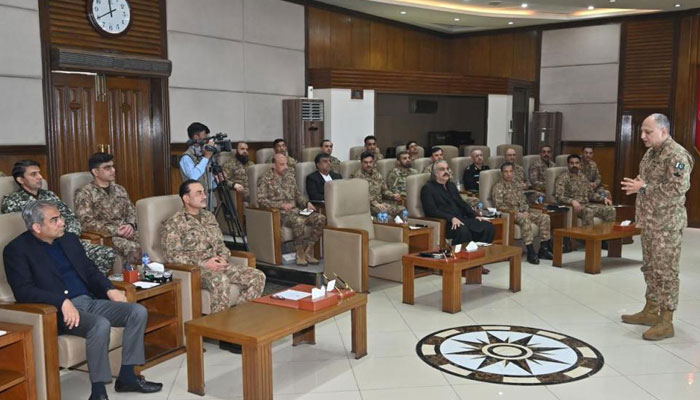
[219,341,242,354]
[538,240,554,260]
[563,237,573,253]
[526,244,539,264]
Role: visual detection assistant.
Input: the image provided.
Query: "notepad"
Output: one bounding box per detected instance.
[133,281,160,289]
[273,289,311,301]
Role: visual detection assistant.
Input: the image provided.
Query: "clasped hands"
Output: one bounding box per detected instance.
[204,255,229,271]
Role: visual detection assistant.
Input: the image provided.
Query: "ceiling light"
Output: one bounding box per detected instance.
[454,17,460,21]
[588,5,595,10]
[675,4,681,7]
[508,21,514,25]
[521,3,528,7]
[400,10,407,14]
[609,0,616,2]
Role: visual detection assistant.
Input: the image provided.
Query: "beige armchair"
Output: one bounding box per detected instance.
[376,159,396,182]
[556,154,570,167]
[255,148,275,164]
[0,213,128,400]
[348,146,365,160]
[522,155,540,181]
[396,144,424,158]
[405,173,446,248]
[439,145,459,161]
[497,144,523,163]
[479,169,521,248]
[323,179,408,292]
[449,156,472,185]
[135,195,256,321]
[302,147,322,162]
[295,161,316,197]
[411,157,432,174]
[462,145,491,160]
[488,155,505,170]
[340,160,360,178]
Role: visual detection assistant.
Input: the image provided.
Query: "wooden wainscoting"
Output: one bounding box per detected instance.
[0,145,48,186]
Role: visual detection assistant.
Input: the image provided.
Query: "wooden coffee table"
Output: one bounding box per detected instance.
[402,245,522,314]
[185,293,367,399]
[553,222,642,274]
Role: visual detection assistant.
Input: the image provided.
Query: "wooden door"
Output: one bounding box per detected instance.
[50,72,160,201]
[511,87,528,150]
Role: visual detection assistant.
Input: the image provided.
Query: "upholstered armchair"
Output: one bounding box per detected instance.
[496,144,523,163]
[255,148,275,164]
[439,145,459,161]
[340,160,360,178]
[135,194,256,321]
[302,147,322,162]
[448,156,472,187]
[411,157,432,173]
[555,154,570,167]
[522,155,540,178]
[478,169,522,248]
[405,173,447,249]
[376,159,396,182]
[348,146,365,160]
[323,179,409,292]
[488,155,505,170]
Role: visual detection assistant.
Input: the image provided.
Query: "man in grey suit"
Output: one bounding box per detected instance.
[3,200,162,400]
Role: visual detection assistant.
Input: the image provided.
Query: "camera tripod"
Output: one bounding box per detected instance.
[205,153,248,251]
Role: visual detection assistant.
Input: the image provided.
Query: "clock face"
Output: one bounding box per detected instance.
[88,0,132,36]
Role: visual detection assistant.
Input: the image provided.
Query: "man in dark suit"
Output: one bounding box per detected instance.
[421,161,495,272]
[306,152,342,203]
[3,200,162,400]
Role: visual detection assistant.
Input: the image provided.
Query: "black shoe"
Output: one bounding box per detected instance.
[563,238,573,253]
[602,240,608,250]
[526,245,540,265]
[114,376,163,393]
[219,340,242,354]
[538,241,553,260]
[88,395,109,400]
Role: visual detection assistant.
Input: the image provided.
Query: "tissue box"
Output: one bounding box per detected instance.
[298,292,340,311]
[123,270,139,283]
[455,248,486,260]
[613,223,636,231]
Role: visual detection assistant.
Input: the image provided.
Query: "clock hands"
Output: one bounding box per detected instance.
[96,8,117,19]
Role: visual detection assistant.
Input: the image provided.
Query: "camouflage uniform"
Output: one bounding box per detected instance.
[351,168,406,217]
[492,180,550,244]
[554,172,615,225]
[266,154,297,176]
[74,182,141,264]
[513,164,530,188]
[529,158,554,192]
[386,166,417,197]
[222,157,253,202]
[1,188,116,276]
[582,160,611,198]
[356,149,384,161]
[161,208,265,312]
[257,168,326,246]
[636,137,693,311]
[329,155,341,175]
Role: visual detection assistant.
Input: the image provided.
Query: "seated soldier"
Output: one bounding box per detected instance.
[406,140,421,161]
[422,146,447,175]
[320,139,341,174]
[555,154,615,226]
[529,145,554,193]
[421,160,494,274]
[462,148,490,193]
[306,152,342,203]
[492,162,553,264]
[504,147,529,190]
[386,151,417,197]
[258,153,326,266]
[4,200,162,400]
[266,138,297,175]
[351,151,406,218]
[1,160,116,276]
[75,153,141,265]
[582,146,611,199]
[222,140,254,203]
[356,135,384,161]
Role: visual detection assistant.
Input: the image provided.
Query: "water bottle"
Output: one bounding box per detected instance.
[376,213,382,223]
[382,212,388,223]
[402,209,409,224]
[538,195,545,205]
[141,253,150,267]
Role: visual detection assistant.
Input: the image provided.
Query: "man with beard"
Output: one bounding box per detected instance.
[529,145,554,192]
[554,154,615,226]
[320,139,341,174]
[222,141,254,203]
[386,151,417,197]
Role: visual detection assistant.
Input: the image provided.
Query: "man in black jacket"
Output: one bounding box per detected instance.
[3,200,161,400]
[306,152,342,203]
[463,148,490,192]
[421,160,495,247]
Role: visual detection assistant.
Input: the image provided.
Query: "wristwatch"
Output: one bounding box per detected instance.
[639,184,647,195]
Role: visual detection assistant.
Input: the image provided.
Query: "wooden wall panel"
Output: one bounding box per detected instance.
[0,146,49,188]
[47,0,165,58]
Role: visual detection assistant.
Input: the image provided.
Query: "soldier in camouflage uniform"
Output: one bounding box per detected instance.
[356,135,384,162]
[352,151,406,218]
[582,146,611,199]
[406,141,421,161]
[1,160,116,276]
[74,153,141,265]
[554,154,615,226]
[504,147,530,190]
[529,145,554,192]
[621,113,694,341]
[321,139,341,175]
[222,141,254,203]
[266,138,297,176]
[258,153,326,266]
[161,180,265,313]
[492,162,553,265]
[386,151,417,197]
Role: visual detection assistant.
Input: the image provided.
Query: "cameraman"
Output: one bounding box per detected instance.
[179,122,216,195]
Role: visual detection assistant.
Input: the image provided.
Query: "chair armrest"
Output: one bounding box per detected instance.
[82,230,113,247]
[372,222,406,243]
[0,302,57,315]
[229,250,256,268]
[244,206,283,265]
[162,264,203,320]
[111,281,137,301]
[323,227,369,293]
[407,217,445,248]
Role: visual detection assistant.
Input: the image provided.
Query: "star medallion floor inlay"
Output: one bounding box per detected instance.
[417,325,604,385]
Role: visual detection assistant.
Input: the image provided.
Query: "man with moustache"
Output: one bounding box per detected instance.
[529,145,554,192]
[266,139,297,175]
[320,139,341,174]
[554,154,615,226]
[581,146,611,199]
[386,151,418,197]
[462,148,490,193]
[222,141,254,203]
[504,147,530,190]
[351,151,406,218]
[356,135,384,161]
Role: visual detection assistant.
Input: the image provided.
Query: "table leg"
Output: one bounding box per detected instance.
[510,253,522,292]
[293,325,316,346]
[553,233,563,267]
[464,266,482,285]
[585,239,602,274]
[351,304,367,359]
[402,260,415,305]
[607,238,622,258]
[186,331,205,396]
[442,269,462,313]
[242,344,273,400]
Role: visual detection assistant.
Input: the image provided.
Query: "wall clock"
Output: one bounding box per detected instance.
[87,0,132,37]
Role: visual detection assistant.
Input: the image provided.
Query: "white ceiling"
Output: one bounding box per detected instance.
[314,0,700,33]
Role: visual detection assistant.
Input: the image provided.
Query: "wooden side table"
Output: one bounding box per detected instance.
[0,322,36,399]
[405,226,434,253]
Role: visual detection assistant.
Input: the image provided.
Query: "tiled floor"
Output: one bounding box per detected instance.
[63,228,700,399]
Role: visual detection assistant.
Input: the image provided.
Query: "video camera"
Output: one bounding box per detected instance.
[187,132,232,154]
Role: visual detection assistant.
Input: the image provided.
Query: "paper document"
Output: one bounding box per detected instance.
[620,220,632,226]
[0,330,6,337]
[133,281,160,289]
[408,226,422,230]
[475,242,493,247]
[273,289,311,301]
